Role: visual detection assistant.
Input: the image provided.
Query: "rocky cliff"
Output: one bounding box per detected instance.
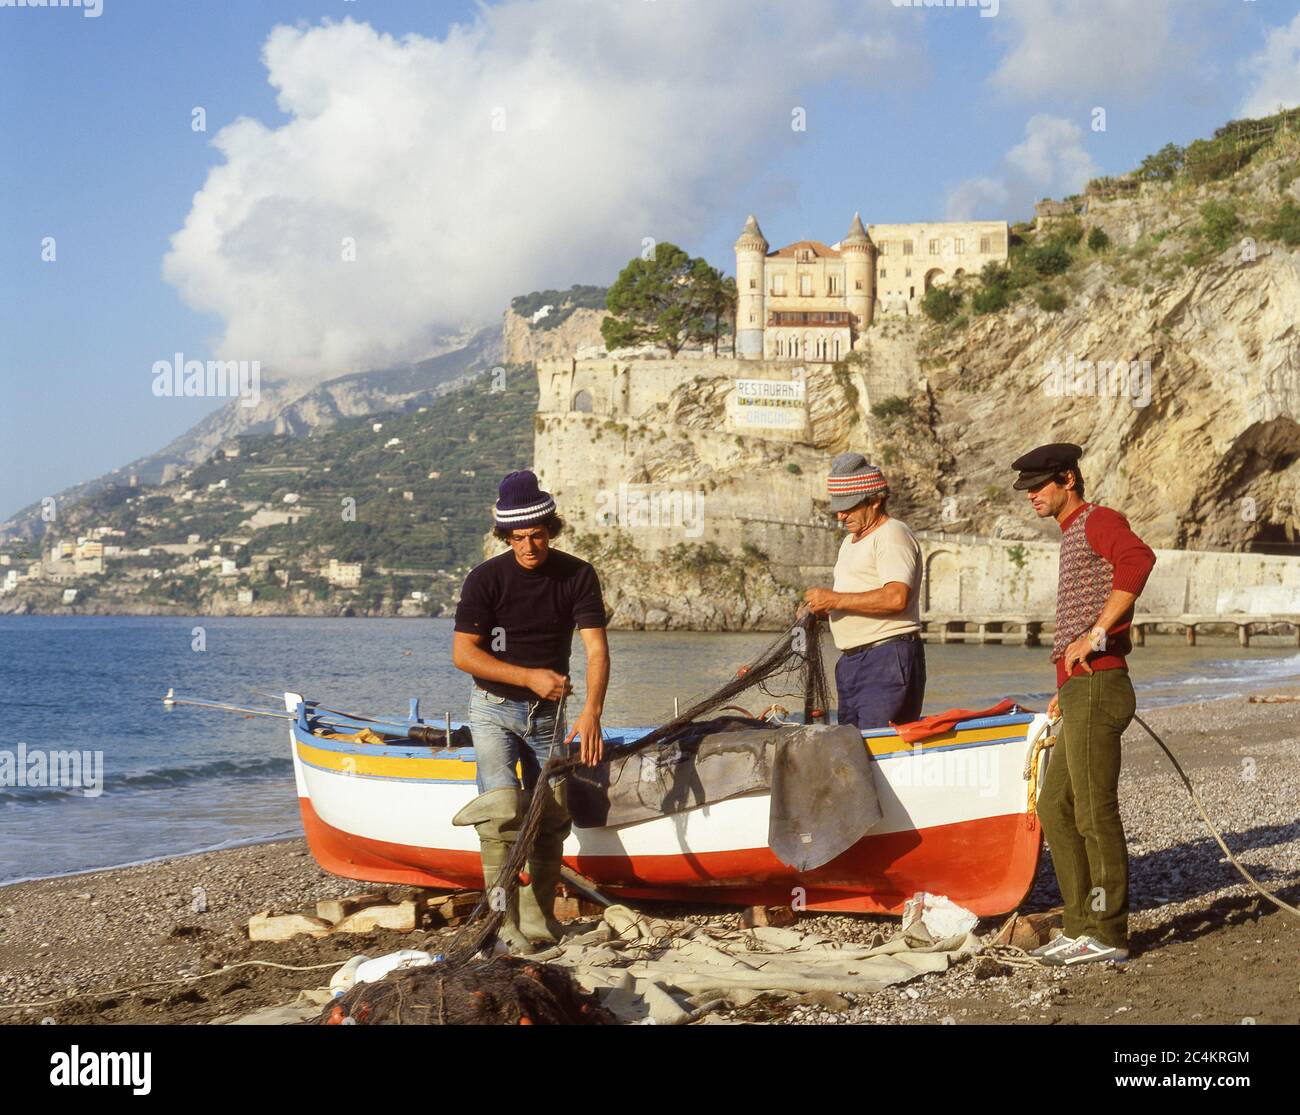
[502,306,609,365]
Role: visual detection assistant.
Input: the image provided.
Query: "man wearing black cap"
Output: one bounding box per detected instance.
[450,469,610,953]
[1011,443,1156,967]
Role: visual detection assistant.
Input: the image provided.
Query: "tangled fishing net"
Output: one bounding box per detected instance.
[314,955,616,1026]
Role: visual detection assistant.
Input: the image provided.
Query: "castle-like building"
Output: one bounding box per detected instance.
[734,213,1009,361]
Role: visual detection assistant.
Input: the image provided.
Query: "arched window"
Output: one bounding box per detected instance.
[775,336,784,357]
[834,337,841,360]
[572,389,593,413]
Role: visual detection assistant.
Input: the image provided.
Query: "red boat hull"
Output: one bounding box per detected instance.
[298,796,1041,917]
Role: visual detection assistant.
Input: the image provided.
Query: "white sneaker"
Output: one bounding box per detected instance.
[1026,932,1076,959]
[1039,935,1129,966]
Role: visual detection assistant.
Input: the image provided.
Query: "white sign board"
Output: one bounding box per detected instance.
[730,379,807,429]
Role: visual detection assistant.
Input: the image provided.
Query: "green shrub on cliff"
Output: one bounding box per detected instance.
[921,285,962,323]
[1199,200,1242,251]
[1262,199,1300,246]
[1034,287,1067,313]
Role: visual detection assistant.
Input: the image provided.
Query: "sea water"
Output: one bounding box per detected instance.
[1,614,1297,885]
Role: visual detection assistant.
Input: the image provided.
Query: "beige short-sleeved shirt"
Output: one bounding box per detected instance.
[828,518,922,651]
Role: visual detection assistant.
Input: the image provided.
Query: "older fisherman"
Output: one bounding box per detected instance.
[450,470,610,953]
[803,453,925,729]
[1012,442,1155,968]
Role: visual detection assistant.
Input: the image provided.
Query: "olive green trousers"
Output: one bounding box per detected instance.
[1038,668,1136,949]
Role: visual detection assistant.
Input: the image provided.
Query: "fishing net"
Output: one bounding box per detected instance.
[314,955,616,1026]
[439,612,830,964]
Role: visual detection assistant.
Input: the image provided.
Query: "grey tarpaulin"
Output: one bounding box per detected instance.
[567,718,882,870]
[768,722,881,871]
[537,905,984,1025]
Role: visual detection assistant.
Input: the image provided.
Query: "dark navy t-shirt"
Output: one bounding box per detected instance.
[453,549,606,701]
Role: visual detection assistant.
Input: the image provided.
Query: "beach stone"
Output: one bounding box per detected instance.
[332,901,418,935]
[248,911,332,942]
[317,893,388,925]
[739,904,797,929]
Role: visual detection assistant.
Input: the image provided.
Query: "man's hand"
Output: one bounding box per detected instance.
[566,708,604,766]
[528,669,573,701]
[1063,635,1095,676]
[803,587,839,616]
[1047,692,1061,722]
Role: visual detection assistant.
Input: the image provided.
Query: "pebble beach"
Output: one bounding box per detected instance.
[2,683,1297,1026]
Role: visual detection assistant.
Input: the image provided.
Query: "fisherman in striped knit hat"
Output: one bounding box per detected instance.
[803,453,926,730]
[450,469,610,953]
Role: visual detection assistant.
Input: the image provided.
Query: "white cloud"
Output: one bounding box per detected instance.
[1239,13,1300,119]
[946,115,1097,221]
[945,177,1008,221]
[1005,115,1098,189]
[989,0,1189,100]
[163,2,909,378]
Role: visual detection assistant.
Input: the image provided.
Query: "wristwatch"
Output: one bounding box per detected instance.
[1087,625,1108,653]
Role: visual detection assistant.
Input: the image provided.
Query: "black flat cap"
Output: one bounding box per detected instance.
[1011,442,1083,490]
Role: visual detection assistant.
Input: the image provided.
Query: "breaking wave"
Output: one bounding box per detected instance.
[0,754,294,807]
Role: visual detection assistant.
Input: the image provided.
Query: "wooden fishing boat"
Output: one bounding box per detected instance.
[284,692,1052,917]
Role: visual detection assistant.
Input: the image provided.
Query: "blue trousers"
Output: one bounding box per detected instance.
[467,686,569,795]
[835,636,927,730]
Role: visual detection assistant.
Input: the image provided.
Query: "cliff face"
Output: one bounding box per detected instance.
[527,350,947,630]
[925,245,1300,550]
[502,306,608,365]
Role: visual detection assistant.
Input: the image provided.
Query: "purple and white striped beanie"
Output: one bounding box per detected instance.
[493,470,557,530]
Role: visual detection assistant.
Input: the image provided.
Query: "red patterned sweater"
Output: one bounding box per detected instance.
[1053,502,1157,688]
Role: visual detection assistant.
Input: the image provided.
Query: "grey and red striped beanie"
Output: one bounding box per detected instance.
[826,452,888,512]
[493,469,557,530]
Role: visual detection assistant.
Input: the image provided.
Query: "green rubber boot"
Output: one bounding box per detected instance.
[452,787,536,956]
[478,840,536,955]
[518,777,572,946]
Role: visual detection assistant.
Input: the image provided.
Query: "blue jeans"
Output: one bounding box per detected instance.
[835,635,927,730]
[468,686,569,794]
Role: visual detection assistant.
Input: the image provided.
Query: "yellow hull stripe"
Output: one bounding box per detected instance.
[295,724,1025,781]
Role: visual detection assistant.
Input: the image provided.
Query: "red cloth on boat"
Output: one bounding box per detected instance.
[889,698,1029,743]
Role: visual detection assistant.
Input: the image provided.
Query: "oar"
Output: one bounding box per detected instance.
[163,690,294,720]
[165,690,454,743]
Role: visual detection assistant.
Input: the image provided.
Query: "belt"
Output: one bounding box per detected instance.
[842,631,921,657]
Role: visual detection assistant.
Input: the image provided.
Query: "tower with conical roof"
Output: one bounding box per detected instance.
[733,215,769,359]
[841,212,875,338]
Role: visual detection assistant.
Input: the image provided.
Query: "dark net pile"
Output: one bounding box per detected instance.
[314,955,616,1026]
[440,612,829,963]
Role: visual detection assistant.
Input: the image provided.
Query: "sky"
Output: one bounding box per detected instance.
[2,0,1299,519]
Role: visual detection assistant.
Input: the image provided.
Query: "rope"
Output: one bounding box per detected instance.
[0,958,346,1012]
[1132,713,1300,920]
[1021,719,1055,830]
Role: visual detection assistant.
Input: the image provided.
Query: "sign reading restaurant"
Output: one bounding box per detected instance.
[729,378,807,430]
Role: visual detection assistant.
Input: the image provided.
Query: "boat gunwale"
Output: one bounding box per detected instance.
[289,702,1041,765]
